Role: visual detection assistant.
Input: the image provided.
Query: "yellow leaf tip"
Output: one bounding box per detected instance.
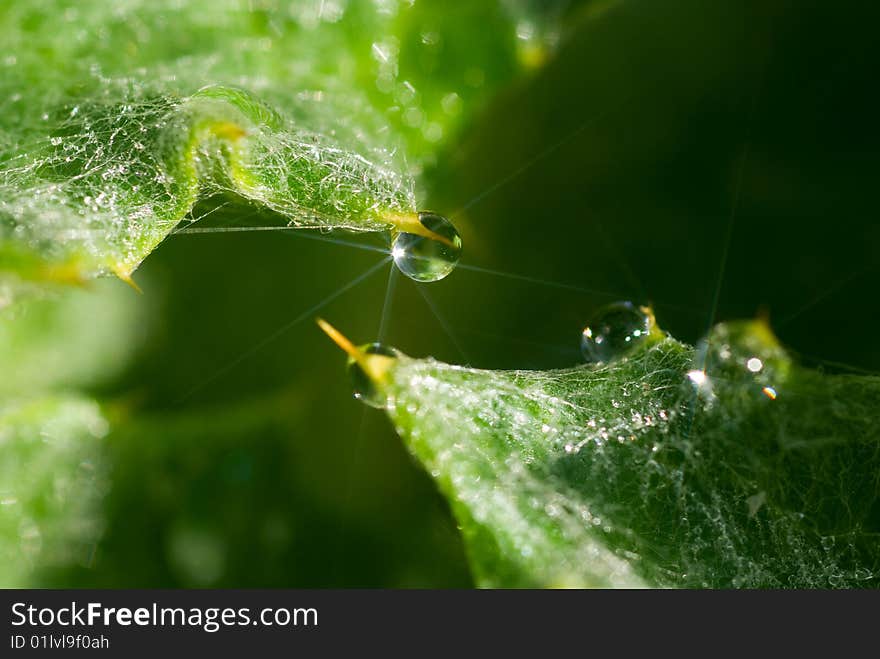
[112,266,142,294]
[316,318,396,385]
[383,210,456,249]
[316,317,363,362]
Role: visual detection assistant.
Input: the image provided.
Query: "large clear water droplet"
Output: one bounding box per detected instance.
[391,212,462,282]
[581,301,652,363]
[347,343,398,408]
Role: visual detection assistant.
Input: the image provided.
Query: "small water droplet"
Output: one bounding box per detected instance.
[347,343,398,408]
[746,357,763,372]
[392,212,462,282]
[581,302,652,363]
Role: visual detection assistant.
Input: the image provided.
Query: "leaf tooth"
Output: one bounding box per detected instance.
[111,265,142,294]
[383,211,456,248]
[315,318,395,384]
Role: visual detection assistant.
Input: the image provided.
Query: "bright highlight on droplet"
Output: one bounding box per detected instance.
[688,369,708,386]
[391,211,462,283]
[347,343,398,408]
[747,357,763,373]
[581,301,652,363]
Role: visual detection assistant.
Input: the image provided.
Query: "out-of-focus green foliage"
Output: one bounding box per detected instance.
[0,278,145,587]
[0,396,108,587]
[48,394,469,588]
[0,280,147,395]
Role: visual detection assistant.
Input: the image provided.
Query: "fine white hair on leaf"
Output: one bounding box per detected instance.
[0,0,430,300]
[0,82,415,279]
[382,321,880,588]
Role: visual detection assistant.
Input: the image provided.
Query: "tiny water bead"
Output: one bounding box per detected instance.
[347,343,398,408]
[391,211,462,282]
[317,319,399,409]
[581,302,653,364]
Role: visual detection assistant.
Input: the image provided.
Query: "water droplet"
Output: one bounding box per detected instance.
[392,212,462,282]
[581,302,652,363]
[347,343,398,408]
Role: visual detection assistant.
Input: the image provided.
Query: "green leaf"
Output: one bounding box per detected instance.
[0,0,573,296]
[0,395,108,587]
[361,319,880,587]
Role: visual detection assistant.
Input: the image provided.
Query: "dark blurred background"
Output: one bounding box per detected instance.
[49,0,879,587]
